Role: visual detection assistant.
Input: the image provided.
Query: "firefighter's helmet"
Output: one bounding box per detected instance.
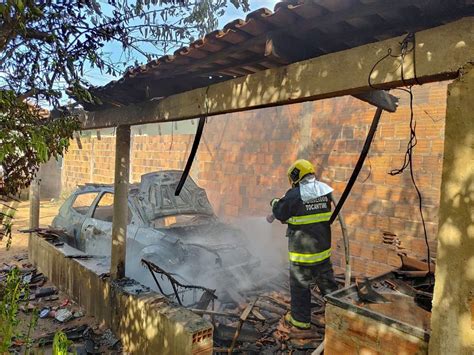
[287,159,315,186]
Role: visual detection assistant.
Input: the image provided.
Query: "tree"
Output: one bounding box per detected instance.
[0,0,250,196]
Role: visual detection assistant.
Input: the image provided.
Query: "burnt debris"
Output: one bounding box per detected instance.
[141,258,217,307]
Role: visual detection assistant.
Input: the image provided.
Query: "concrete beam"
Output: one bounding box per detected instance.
[81,17,474,129]
[429,65,474,354]
[29,177,40,229]
[110,125,130,279]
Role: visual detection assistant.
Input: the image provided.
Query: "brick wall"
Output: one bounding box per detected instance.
[324,304,429,355]
[62,82,448,276]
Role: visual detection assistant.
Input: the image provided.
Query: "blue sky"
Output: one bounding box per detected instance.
[82,0,280,87]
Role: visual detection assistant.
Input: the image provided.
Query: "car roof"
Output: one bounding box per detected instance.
[73,170,214,220]
[76,170,190,194]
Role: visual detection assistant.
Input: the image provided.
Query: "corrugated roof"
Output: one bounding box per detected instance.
[83,0,474,111]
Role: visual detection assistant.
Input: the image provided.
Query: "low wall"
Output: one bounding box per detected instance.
[325,303,428,355]
[28,233,213,354]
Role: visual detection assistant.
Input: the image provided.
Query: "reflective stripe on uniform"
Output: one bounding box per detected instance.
[288,248,332,264]
[285,313,311,329]
[286,211,332,225]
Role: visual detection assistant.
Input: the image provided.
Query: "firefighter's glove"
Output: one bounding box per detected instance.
[270,198,280,208]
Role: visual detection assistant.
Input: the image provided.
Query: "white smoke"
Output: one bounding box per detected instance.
[80,216,289,307]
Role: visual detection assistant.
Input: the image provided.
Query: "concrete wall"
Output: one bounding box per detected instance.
[429,66,474,354]
[29,233,213,354]
[61,82,448,276]
[38,158,62,199]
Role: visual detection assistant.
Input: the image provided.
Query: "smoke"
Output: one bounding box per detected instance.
[81,216,290,307]
[234,216,288,278]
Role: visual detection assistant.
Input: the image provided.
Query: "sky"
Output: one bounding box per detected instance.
[82,0,280,87]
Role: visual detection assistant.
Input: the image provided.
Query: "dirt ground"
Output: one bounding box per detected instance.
[0,200,60,264]
[1,200,117,354]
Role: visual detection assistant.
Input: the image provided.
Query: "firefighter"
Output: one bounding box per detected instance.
[270,159,338,330]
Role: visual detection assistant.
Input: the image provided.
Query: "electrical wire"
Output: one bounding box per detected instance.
[361,155,372,183]
[368,33,432,277]
[388,86,432,278]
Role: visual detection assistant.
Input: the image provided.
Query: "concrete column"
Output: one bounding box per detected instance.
[430,65,474,354]
[29,176,40,229]
[110,125,131,279]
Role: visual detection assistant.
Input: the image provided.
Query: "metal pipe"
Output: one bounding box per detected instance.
[330,195,351,287]
[312,340,324,355]
[338,212,351,287]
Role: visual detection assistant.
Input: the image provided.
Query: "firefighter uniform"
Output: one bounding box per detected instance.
[271,160,338,329]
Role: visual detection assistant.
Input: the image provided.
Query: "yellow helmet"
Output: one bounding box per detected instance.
[287,159,315,186]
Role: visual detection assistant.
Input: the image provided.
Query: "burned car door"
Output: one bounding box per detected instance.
[52,191,100,249]
[80,191,139,255]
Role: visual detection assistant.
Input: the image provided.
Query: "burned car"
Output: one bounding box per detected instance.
[52,171,260,303]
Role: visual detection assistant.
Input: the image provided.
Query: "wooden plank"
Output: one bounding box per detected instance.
[229,298,258,353]
[82,18,474,129]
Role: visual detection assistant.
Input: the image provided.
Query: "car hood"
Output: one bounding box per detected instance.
[174,222,257,266]
[136,171,214,221]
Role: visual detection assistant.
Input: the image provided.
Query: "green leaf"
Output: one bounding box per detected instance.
[16,0,24,12]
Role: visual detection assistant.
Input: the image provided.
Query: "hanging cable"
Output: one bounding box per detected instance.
[388,87,432,277]
[367,32,432,276]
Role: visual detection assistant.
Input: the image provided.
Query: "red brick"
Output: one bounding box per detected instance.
[325,328,358,355]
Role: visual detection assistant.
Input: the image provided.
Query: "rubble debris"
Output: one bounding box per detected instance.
[215,324,260,343]
[101,329,120,349]
[99,272,110,279]
[35,325,90,346]
[43,295,59,301]
[251,308,266,321]
[255,300,287,316]
[65,255,107,259]
[398,253,436,273]
[35,286,58,299]
[393,270,429,278]
[39,307,51,318]
[55,308,74,322]
[60,299,70,307]
[142,258,217,306]
[229,298,258,352]
[111,278,151,296]
[356,279,389,303]
[22,273,33,284]
[414,291,433,312]
[198,273,326,353]
[14,254,28,261]
[73,310,85,318]
[194,289,217,310]
[190,309,263,322]
[30,272,46,286]
[20,302,36,313]
[84,338,101,354]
